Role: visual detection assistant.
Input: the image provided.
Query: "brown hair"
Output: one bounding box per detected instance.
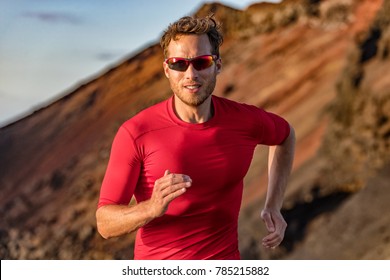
[160,15,223,58]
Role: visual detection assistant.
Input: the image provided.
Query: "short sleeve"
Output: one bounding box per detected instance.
[97,126,141,208]
[256,109,291,145]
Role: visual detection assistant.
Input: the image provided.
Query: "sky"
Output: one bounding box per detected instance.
[0,0,279,127]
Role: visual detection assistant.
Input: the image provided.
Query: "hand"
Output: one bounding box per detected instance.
[148,170,192,218]
[261,208,287,249]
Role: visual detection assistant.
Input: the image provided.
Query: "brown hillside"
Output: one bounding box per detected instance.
[0,0,388,259]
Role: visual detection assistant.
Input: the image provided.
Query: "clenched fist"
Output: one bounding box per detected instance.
[148,170,192,218]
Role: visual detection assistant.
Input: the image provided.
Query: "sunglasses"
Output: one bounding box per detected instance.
[165,55,218,72]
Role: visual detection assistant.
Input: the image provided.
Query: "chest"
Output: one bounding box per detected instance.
[135,125,258,218]
[139,126,258,189]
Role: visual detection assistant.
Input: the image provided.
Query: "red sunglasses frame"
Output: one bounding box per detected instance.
[164,55,218,72]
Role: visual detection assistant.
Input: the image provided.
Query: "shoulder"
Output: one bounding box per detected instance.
[213,95,266,121]
[121,98,173,140]
[213,96,290,143]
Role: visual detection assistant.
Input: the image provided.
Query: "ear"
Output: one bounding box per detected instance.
[216,58,222,74]
[163,61,170,79]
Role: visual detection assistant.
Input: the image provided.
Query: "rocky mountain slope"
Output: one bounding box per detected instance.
[1,0,388,259]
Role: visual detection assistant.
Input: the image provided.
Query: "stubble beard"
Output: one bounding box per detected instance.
[172,75,217,108]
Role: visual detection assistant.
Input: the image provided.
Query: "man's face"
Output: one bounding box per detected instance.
[163,34,221,108]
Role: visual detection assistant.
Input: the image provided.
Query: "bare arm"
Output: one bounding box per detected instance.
[96,170,192,239]
[261,125,295,248]
[96,202,155,239]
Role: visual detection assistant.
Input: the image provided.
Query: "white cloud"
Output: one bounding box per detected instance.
[21,11,83,25]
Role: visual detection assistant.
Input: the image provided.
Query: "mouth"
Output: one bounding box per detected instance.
[184,84,201,93]
[184,84,201,90]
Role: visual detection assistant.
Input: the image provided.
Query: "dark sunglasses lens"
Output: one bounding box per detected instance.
[168,59,188,71]
[192,57,214,70]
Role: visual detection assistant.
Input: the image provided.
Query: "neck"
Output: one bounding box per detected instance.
[173,95,213,124]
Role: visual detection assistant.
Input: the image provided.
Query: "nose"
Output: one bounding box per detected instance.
[184,63,199,80]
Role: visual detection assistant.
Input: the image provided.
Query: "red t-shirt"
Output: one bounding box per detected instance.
[98,95,290,259]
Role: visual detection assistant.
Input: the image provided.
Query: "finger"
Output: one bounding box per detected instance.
[262,232,282,246]
[263,238,280,249]
[164,186,187,203]
[263,223,286,248]
[157,174,192,189]
[164,169,170,176]
[263,240,281,249]
[161,181,191,198]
